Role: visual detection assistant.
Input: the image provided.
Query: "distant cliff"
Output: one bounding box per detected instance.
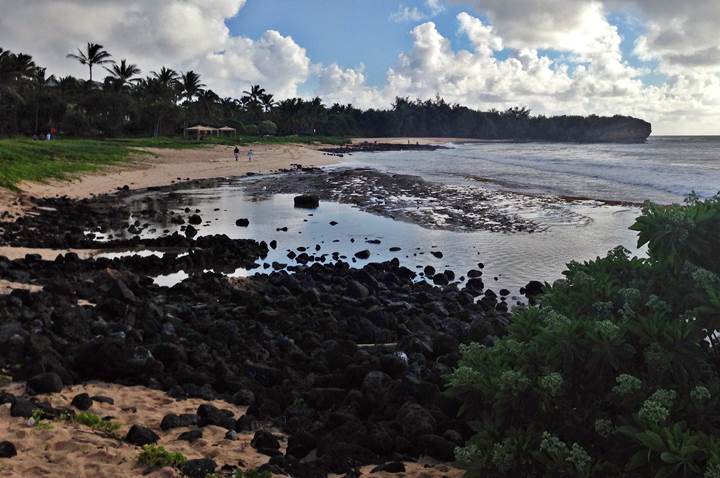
[523,114,652,143]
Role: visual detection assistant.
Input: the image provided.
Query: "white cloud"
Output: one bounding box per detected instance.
[0,0,310,97]
[390,0,445,23]
[314,12,720,134]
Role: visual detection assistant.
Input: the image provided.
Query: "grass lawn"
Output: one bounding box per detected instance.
[0,135,349,190]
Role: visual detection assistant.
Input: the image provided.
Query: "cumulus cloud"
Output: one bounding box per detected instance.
[314,11,720,134]
[0,0,310,97]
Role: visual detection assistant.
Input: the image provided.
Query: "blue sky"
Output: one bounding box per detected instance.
[228,0,660,88]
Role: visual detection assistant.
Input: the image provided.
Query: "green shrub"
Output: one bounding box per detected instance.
[448,194,720,477]
[137,444,187,469]
[73,412,121,434]
[258,120,278,136]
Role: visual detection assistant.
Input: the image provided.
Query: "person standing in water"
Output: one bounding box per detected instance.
[247,146,254,162]
[233,146,240,161]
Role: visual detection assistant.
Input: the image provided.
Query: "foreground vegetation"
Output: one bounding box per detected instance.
[1,44,649,141]
[449,193,720,477]
[0,135,347,189]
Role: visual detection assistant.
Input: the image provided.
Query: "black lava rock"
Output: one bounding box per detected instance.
[125,425,160,446]
[26,372,63,395]
[178,429,203,442]
[235,218,250,227]
[180,458,216,478]
[294,195,320,209]
[251,430,280,450]
[161,413,199,431]
[71,393,93,410]
[0,441,17,458]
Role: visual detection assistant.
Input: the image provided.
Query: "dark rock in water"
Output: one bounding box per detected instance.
[26,372,63,395]
[71,393,93,410]
[371,462,405,473]
[397,403,436,437]
[251,430,280,450]
[432,273,448,286]
[389,247,401,252]
[366,239,381,244]
[294,195,320,209]
[161,413,199,431]
[180,458,216,478]
[354,250,370,260]
[0,441,17,458]
[185,224,198,239]
[424,265,436,276]
[235,218,250,227]
[499,288,510,296]
[431,251,443,258]
[126,425,159,446]
[188,214,202,225]
[269,240,277,249]
[329,221,338,226]
[523,280,544,296]
[178,429,203,442]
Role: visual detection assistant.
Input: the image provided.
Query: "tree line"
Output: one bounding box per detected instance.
[0,43,651,141]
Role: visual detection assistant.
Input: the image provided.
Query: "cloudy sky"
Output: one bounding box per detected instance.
[1,0,719,134]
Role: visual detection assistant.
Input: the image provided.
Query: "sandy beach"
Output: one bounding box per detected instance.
[0,143,336,217]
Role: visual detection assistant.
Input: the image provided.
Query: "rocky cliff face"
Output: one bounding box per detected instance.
[581,116,652,143]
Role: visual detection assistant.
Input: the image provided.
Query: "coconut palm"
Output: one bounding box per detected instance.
[66,43,114,82]
[104,59,141,88]
[179,71,205,102]
[260,92,276,113]
[151,67,179,88]
[242,84,265,104]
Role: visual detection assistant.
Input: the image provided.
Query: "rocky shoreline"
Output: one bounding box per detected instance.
[0,176,544,476]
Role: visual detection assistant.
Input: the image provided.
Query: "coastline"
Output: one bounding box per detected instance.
[0,142,338,217]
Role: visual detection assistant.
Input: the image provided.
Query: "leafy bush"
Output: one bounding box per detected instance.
[258,120,278,136]
[137,444,187,469]
[448,194,720,477]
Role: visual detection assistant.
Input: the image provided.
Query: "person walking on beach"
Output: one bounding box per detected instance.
[233,146,240,161]
[247,146,254,162]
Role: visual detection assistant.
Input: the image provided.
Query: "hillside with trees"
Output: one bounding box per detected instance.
[0,44,651,142]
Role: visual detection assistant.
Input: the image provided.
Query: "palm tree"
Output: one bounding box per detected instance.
[179,70,205,102]
[151,67,179,88]
[66,42,114,82]
[104,59,141,87]
[260,92,275,113]
[242,84,265,104]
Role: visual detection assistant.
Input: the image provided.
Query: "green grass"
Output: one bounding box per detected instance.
[72,412,122,434]
[0,135,349,190]
[0,138,136,190]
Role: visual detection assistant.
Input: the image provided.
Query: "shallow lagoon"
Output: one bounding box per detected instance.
[103,181,643,294]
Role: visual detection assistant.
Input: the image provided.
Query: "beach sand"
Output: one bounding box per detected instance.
[0,382,464,478]
[0,143,337,218]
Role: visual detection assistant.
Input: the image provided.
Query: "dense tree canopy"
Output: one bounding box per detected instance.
[0,45,651,141]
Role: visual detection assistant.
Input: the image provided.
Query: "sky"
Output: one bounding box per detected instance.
[1,0,719,135]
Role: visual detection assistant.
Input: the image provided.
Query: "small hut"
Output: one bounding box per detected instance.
[218,126,237,137]
[184,125,220,140]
